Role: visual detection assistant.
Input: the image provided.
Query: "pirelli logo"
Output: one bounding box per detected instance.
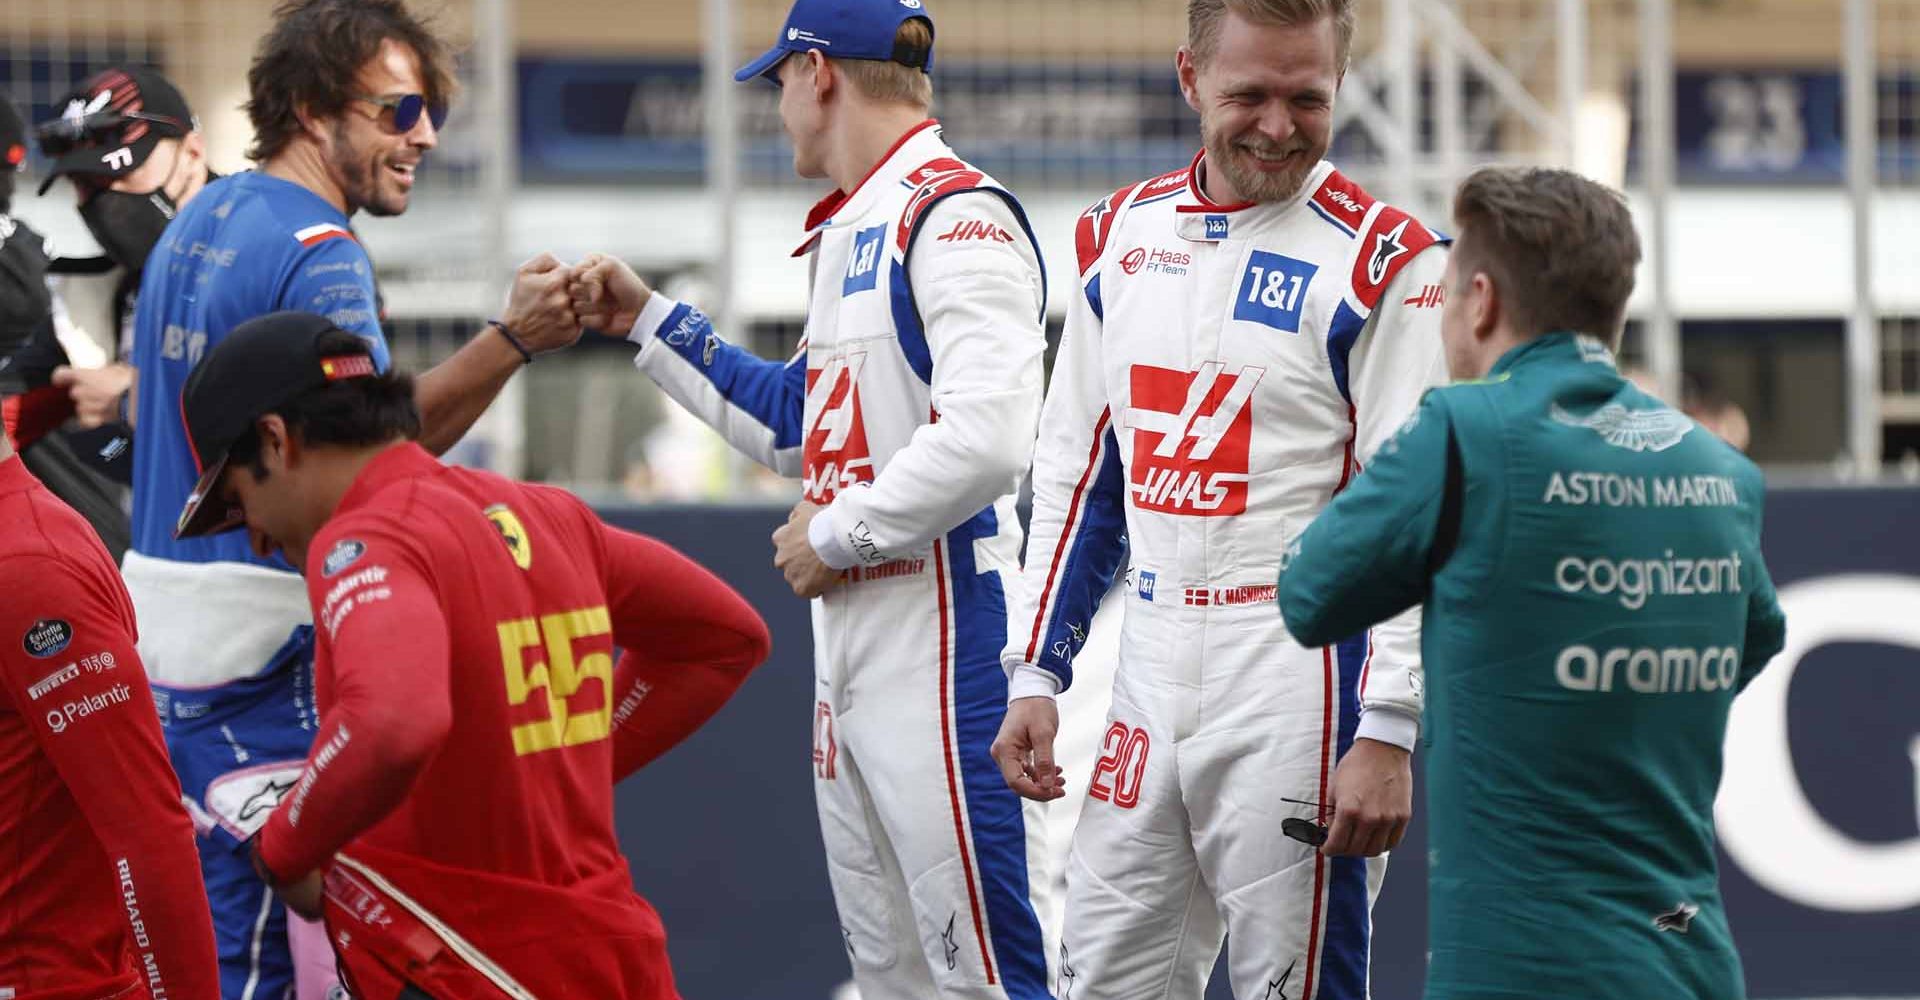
[27,663,81,701]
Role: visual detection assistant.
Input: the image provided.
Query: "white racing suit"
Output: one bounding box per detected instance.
[1004,154,1448,1000]
[626,121,1054,1000]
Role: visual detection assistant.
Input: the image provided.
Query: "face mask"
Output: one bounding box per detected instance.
[79,140,191,271]
[79,185,178,271]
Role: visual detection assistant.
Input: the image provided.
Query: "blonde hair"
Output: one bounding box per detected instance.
[1188,0,1355,75]
[830,17,934,109]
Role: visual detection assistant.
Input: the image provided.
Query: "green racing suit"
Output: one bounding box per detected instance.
[1277,331,1788,999]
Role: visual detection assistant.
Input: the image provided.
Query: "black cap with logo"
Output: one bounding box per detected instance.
[174,311,379,540]
[35,65,194,196]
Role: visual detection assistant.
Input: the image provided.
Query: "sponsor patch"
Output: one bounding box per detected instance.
[843,224,886,294]
[801,354,875,503]
[27,662,80,701]
[23,619,72,659]
[1550,403,1694,453]
[322,539,367,577]
[205,763,308,839]
[933,218,1015,244]
[485,504,533,571]
[1124,363,1263,516]
[1121,246,1190,277]
[1234,251,1318,333]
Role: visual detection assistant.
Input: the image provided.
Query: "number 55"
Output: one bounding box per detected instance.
[497,606,614,756]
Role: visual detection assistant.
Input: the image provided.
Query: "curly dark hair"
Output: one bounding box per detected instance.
[244,0,457,162]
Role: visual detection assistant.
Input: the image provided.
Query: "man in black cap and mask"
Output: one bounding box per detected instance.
[35,65,215,433]
[2,84,143,558]
[0,67,218,559]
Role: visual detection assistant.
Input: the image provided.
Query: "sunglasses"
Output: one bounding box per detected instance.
[348,93,448,134]
[1280,796,1330,848]
[36,109,188,158]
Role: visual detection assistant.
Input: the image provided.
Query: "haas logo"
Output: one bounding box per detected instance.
[1124,363,1264,516]
[802,353,874,502]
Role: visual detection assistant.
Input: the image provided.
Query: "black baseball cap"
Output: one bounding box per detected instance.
[174,312,379,539]
[35,65,194,196]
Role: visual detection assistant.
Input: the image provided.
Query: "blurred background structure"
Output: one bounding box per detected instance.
[5,2,1918,998]
[10,0,1920,496]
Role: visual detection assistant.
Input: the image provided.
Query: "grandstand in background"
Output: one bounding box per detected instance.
[9,0,1920,487]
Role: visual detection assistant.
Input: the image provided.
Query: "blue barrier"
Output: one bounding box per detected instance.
[602,486,1920,1000]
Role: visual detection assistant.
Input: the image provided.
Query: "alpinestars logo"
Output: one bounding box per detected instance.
[801,353,874,502]
[1124,363,1264,516]
[1653,901,1700,933]
[1368,218,1411,286]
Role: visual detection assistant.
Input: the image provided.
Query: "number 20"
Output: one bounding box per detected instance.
[497,606,613,757]
[1088,721,1150,809]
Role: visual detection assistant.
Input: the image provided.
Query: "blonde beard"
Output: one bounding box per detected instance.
[1205,134,1320,205]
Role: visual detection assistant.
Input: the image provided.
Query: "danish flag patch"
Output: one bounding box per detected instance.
[1124,363,1264,516]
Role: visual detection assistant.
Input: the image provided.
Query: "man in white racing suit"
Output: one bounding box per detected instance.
[990,1,1447,997]
[569,1,1054,997]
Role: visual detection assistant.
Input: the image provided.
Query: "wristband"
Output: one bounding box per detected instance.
[488,319,535,364]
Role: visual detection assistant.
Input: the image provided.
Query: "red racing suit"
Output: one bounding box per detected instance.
[252,444,770,1000]
[0,454,220,1000]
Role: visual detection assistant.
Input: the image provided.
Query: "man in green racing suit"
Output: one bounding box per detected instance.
[1277,166,1788,1000]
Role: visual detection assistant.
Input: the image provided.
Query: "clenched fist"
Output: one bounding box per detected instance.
[500,252,582,355]
[569,252,654,338]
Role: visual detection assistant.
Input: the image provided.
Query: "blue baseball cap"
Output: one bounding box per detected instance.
[734,0,936,84]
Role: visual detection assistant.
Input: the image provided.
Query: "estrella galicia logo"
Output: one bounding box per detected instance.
[322,539,367,577]
[1139,570,1157,601]
[23,619,73,659]
[1205,214,1231,240]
